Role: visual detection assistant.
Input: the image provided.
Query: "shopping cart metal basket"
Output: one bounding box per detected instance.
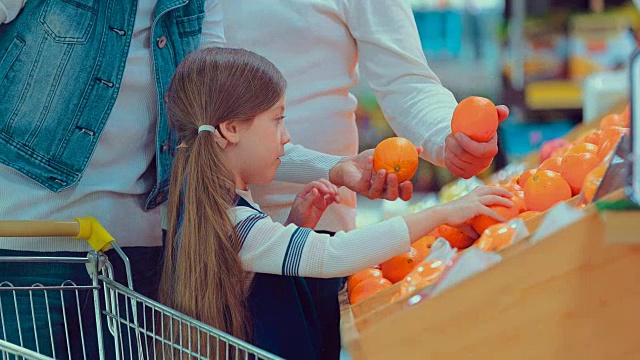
[0,217,282,360]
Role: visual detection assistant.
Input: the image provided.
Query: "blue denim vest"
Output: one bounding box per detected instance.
[0,0,205,209]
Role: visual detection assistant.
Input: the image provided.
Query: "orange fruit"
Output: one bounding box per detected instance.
[437,225,475,250]
[582,165,607,204]
[524,170,572,212]
[560,153,600,195]
[550,143,572,158]
[538,156,563,173]
[599,113,624,130]
[412,235,437,262]
[468,199,519,235]
[496,182,523,194]
[372,137,419,183]
[512,194,527,213]
[574,130,601,146]
[564,143,599,157]
[451,96,499,142]
[398,260,446,297]
[517,169,538,188]
[598,139,616,162]
[347,268,383,295]
[349,277,393,304]
[380,247,420,284]
[517,210,540,221]
[620,103,631,127]
[599,126,628,148]
[475,223,516,252]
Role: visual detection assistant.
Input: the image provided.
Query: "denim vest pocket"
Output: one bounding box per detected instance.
[175,13,204,51]
[0,37,24,83]
[38,0,97,44]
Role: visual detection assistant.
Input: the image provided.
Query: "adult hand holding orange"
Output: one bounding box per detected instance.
[445,96,509,179]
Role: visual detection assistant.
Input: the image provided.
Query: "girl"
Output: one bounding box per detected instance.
[159,47,513,359]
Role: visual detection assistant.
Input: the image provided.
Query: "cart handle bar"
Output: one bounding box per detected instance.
[0,217,114,252]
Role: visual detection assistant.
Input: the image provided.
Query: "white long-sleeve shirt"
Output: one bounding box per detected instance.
[0,0,24,24]
[222,0,459,232]
[0,1,225,252]
[234,190,410,278]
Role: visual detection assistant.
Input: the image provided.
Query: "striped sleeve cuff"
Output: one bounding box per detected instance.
[281,227,312,276]
[235,213,268,247]
[300,216,411,278]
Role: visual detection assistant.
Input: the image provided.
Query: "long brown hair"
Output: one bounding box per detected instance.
[159,48,287,342]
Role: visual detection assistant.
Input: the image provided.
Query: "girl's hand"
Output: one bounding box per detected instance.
[439,186,514,227]
[286,179,341,229]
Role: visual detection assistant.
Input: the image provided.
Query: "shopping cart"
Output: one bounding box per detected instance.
[0,217,282,360]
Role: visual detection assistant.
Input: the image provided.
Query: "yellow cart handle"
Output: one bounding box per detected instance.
[0,217,115,252]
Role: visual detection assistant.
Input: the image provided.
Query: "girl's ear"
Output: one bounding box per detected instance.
[218,120,242,145]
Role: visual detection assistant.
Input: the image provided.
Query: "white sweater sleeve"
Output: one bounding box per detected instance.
[344,0,459,167]
[199,0,226,48]
[274,143,344,184]
[233,205,410,277]
[0,0,25,24]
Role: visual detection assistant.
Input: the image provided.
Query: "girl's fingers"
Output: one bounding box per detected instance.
[456,223,479,240]
[475,185,513,199]
[481,206,506,222]
[480,195,514,208]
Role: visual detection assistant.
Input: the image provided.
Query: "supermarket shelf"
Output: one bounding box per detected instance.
[343,191,640,359]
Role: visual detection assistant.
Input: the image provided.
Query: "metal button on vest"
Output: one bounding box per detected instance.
[157,36,167,49]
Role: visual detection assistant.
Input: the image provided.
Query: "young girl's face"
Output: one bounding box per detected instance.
[233,96,290,186]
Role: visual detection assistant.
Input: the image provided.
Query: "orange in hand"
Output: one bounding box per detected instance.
[373,137,419,183]
[380,247,420,284]
[437,224,475,250]
[524,170,572,212]
[349,277,393,304]
[347,268,383,295]
[468,200,519,235]
[451,96,499,142]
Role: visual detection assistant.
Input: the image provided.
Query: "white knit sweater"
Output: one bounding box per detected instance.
[233,189,410,278]
[221,0,459,232]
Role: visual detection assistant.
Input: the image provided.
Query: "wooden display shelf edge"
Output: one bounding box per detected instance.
[345,192,640,359]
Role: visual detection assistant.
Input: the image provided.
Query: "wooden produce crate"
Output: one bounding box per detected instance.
[342,195,581,324]
[342,190,640,359]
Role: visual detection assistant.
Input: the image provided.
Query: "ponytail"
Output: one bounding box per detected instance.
[160,132,251,342]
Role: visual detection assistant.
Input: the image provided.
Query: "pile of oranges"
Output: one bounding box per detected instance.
[347,100,630,306]
[348,235,439,305]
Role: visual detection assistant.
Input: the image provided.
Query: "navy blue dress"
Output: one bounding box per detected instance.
[236,197,325,359]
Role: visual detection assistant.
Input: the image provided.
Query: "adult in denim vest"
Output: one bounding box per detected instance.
[0,1,219,357]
